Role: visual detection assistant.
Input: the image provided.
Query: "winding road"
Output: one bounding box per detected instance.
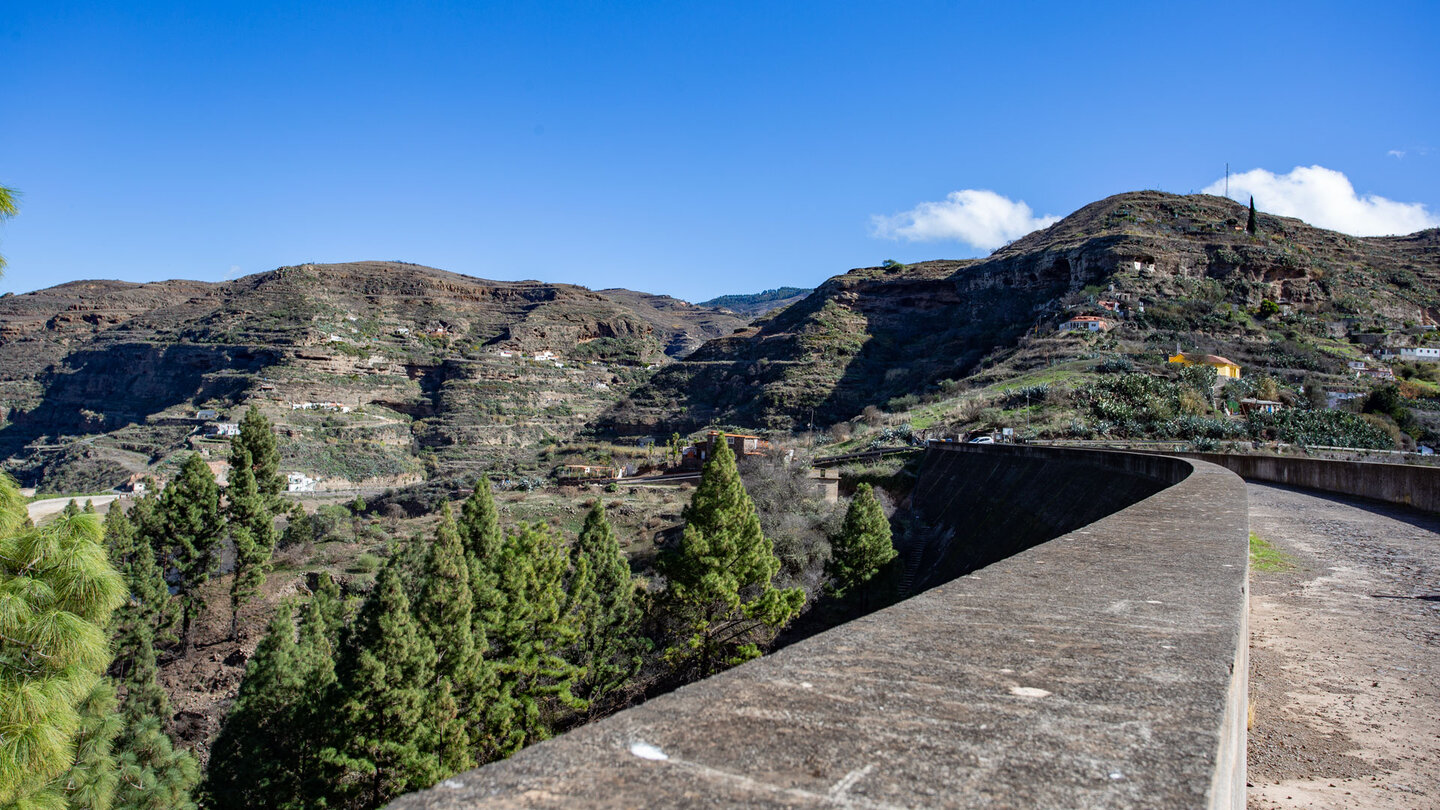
[27,494,119,523]
[1246,482,1439,809]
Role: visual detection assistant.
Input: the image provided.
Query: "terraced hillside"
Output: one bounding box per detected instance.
[0,262,747,490]
[604,191,1440,437]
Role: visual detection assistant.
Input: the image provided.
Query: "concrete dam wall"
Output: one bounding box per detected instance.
[1180,451,1440,515]
[394,445,1251,809]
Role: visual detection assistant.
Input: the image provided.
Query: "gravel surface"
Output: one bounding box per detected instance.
[1246,483,1440,809]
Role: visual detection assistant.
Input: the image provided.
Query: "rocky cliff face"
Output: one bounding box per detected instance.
[0,262,746,489]
[604,191,1440,433]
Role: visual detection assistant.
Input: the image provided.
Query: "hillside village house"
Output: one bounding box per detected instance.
[117,474,150,495]
[685,431,772,467]
[557,463,622,480]
[287,472,318,492]
[1377,346,1440,363]
[1168,352,1242,379]
[204,422,241,437]
[1059,315,1113,333]
[1238,398,1282,415]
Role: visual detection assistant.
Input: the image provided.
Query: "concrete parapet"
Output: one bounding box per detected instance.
[1181,452,1439,514]
[393,446,1250,809]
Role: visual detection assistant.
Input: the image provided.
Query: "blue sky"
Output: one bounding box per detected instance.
[1,1,1436,301]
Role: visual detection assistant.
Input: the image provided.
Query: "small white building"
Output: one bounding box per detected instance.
[205,422,241,437]
[1377,346,1440,363]
[1059,316,1114,333]
[287,472,318,493]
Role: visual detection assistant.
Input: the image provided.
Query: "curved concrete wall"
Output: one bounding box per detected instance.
[394,447,1250,809]
[1181,451,1440,514]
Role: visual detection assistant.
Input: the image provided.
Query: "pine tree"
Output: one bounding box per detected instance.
[565,501,647,718]
[290,597,339,804]
[660,434,805,678]
[227,442,277,640]
[457,478,504,632]
[112,621,199,810]
[59,677,121,810]
[1247,195,1258,235]
[206,606,307,809]
[0,184,17,274]
[0,476,128,806]
[105,502,178,654]
[488,523,583,755]
[825,483,896,600]
[237,406,283,502]
[112,713,199,810]
[159,454,224,651]
[63,498,82,518]
[413,504,490,765]
[324,564,442,809]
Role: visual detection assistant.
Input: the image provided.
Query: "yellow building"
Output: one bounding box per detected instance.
[1168,352,1241,379]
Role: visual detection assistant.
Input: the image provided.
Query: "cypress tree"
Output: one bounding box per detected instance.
[825,483,896,600]
[565,501,647,718]
[1247,195,1258,235]
[237,406,283,502]
[661,435,805,678]
[325,563,441,809]
[488,522,583,754]
[159,454,224,652]
[0,478,128,806]
[227,442,277,640]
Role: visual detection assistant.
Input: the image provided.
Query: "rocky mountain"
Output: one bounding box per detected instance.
[0,262,746,490]
[603,191,1440,434]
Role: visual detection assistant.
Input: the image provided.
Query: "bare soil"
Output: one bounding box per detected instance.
[1246,483,1440,809]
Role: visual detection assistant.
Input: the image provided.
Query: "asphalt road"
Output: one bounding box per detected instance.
[27,494,120,524]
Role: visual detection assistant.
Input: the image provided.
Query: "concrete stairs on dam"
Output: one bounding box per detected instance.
[394,444,1251,810]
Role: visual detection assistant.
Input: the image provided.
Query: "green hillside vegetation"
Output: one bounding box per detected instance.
[697,286,812,317]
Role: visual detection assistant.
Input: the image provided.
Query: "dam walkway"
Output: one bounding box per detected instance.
[1244,482,1440,810]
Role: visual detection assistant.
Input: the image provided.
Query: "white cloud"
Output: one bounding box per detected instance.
[1202,165,1439,236]
[1387,149,1406,159]
[870,189,1061,251]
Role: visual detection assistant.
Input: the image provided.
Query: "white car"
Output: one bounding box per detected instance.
[966,436,994,444]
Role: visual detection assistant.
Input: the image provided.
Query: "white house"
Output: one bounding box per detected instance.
[1059,316,1114,333]
[1377,347,1440,363]
[205,422,241,437]
[287,472,318,493]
